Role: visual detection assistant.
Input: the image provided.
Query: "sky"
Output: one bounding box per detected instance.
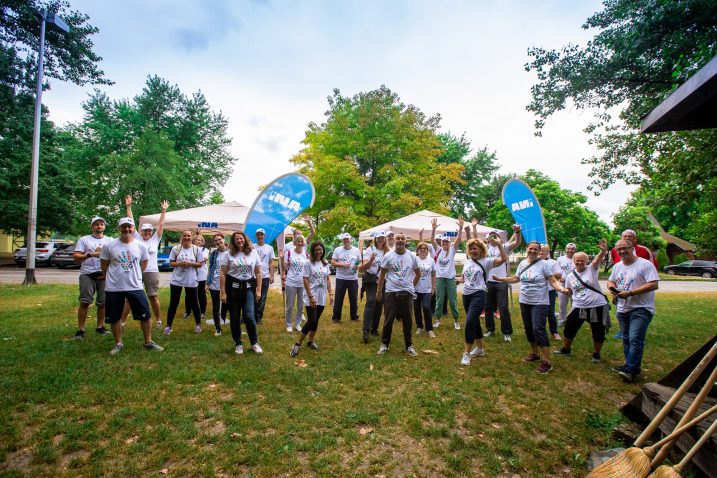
[43,0,634,226]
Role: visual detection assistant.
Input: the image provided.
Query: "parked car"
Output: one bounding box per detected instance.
[13,240,72,267]
[49,244,79,269]
[157,245,174,271]
[664,260,716,279]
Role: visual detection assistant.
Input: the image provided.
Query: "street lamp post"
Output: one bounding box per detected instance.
[23,9,70,285]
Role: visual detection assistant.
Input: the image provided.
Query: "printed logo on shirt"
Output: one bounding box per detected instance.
[117,250,136,273]
[231,256,253,276]
[418,262,433,279]
[612,272,633,292]
[520,269,539,285]
[389,257,412,279]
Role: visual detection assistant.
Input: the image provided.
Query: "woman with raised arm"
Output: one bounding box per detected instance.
[434,217,465,330]
[413,241,436,337]
[492,241,569,374]
[553,239,609,363]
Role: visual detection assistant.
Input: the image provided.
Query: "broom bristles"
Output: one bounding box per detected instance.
[648,464,681,478]
[586,447,651,478]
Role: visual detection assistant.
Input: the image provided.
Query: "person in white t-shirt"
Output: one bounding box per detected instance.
[122,195,168,329]
[181,234,209,321]
[608,239,659,383]
[482,224,522,342]
[413,241,436,338]
[283,234,309,332]
[556,243,577,327]
[72,216,113,340]
[254,228,275,325]
[164,230,205,335]
[100,217,163,355]
[376,233,420,356]
[458,237,507,366]
[290,241,334,357]
[207,233,229,336]
[554,240,608,364]
[540,244,563,340]
[220,231,264,355]
[493,241,569,375]
[434,218,465,330]
[282,215,316,257]
[359,231,390,343]
[330,233,361,323]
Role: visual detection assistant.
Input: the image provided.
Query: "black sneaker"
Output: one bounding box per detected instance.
[95,326,110,336]
[362,330,369,344]
[331,319,341,324]
[72,330,85,340]
[611,365,627,374]
[618,370,636,383]
[307,341,319,351]
[290,343,300,358]
[553,347,571,356]
[370,330,379,336]
[591,352,601,363]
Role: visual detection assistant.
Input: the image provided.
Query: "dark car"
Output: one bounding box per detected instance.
[49,244,79,269]
[664,260,716,279]
[157,245,174,271]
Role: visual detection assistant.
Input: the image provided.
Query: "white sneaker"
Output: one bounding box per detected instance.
[294,325,302,332]
[405,346,418,357]
[427,330,436,338]
[214,329,222,337]
[109,343,124,356]
[251,343,263,354]
[155,320,162,329]
[235,345,244,355]
[553,333,562,340]
[461,352,471,366]
[286,326,293,333]
[433,320,441,328]
[484,331,493,337]
[454,321,461,330]
[377,344,388,355]
[503,334,512,342]
[415,328,423,335]
[163,326,172,335]
[469,347,486,358]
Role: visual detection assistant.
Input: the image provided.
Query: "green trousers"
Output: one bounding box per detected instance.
[434,277,459,320]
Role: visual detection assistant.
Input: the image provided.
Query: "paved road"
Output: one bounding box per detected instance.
[2,266,717,292]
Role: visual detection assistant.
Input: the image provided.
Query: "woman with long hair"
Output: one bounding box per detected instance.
[493,241,569,374]
[220,231,263,355]
[283,234,309,332]
[183,234,209,321]
[413,241,436,337]
[291,241,333,357]
[164,230,204,335]
[359,231,390,343]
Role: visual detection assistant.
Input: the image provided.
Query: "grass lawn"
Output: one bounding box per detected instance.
[0,285,715,477]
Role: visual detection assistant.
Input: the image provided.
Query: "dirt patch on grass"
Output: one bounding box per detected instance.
[0,446,33,472]
[196,419,226,436]
[59,449,90,469]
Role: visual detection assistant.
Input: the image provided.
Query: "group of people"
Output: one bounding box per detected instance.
[71,202,660,383]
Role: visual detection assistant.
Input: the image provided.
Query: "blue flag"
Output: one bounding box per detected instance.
[243,173,316,245]
[502,179,547,244]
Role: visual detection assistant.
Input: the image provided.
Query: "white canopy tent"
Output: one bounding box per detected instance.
[138,201,294,237]
[358,210,507,242]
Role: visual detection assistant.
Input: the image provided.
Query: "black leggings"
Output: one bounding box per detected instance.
[167,284,201,326]
[463,291,486,343]
[563,306,606,343]
[186,280,207,315]
[414,292,433,331]
[302,305,325,334]
[209,289,228,330]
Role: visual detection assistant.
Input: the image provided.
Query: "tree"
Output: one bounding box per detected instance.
[526,0,717,254]
[487,170,610,255]
[291,86,464,238]
[449,147,503,223]
[65,75,238,231]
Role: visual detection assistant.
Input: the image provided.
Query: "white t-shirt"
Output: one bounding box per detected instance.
[463,258,496,295]
[284,248,309,288]
[517,259,555,305]
[544,258,561,291]
[207,249,229,291]
[196,247,209,282]
[302,261,331,306]
[332,246,361,281]
[364,246,386,275]
[487,242,515,282]
[169,245,203,287]
[222,249,261,281]
[132,232,161,273]
[557,255,575,284]
[255,244,275,277]
[565,266,608,309]
[435,246,457,279]
[415,255,435,294]
[609,258,659,314]
[75,234,113,274]
[100,239,149,292]
[380,250,419,294]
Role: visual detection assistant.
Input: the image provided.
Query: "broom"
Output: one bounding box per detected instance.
[586,404,717,478]
[648,416,717,477]
[586,342,717,477]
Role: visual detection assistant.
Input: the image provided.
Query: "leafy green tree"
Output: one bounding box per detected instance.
[525,0,717,254]
[291,86,463,238]
[449,147,503,223]
[487,170,610,255]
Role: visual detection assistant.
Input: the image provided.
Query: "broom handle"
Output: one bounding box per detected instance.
[635,342,717,447]
[674,415,717,470]
[651,362,717,466]
[645,404,717,451]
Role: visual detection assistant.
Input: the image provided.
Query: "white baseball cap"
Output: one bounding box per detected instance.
[255,228,266,235]
[119,217,135,226]
[140,223,154,231]
[338,233,351,240]
[90,216,105,225]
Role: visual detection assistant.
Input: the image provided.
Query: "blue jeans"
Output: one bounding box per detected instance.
[617,308,653,375]
[228,284,258,346]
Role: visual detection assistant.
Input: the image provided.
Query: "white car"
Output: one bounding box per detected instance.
[13,241,72,267]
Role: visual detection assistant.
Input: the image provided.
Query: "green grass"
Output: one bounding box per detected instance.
[0,285,715,477]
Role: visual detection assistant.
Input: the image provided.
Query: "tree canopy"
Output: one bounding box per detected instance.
[291,86,463,238]
[526,0,717,254]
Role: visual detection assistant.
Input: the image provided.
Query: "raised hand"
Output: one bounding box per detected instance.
[512,224,522,232]
[161,200,169,212]
[125,195,133,206]
[457,216,465,229]
[598,238,608,252]
[471,218,478,226]
[431,218,439,230]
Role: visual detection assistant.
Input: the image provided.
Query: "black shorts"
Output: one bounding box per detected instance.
[105,290,151,324]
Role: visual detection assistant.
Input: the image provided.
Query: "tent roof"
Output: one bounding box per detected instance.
[358,210,506,241]
[138,201,293,237]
